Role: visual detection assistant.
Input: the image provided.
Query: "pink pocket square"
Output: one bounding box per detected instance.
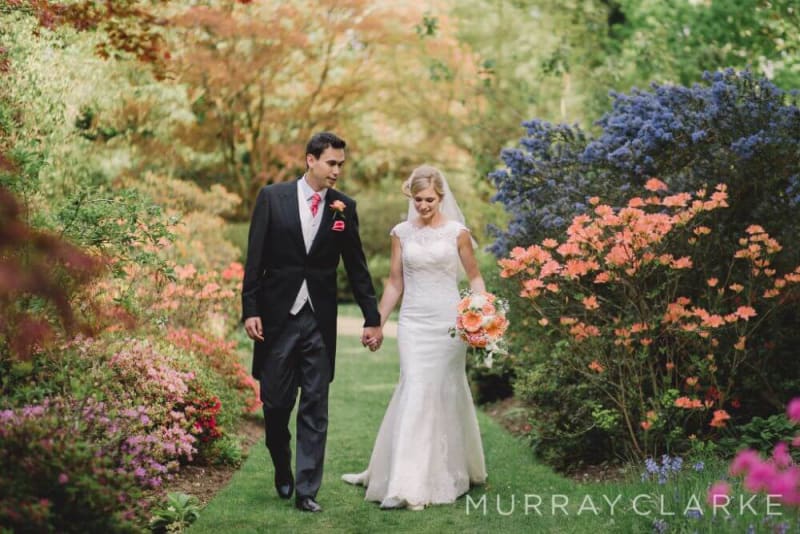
[332,220,345,232]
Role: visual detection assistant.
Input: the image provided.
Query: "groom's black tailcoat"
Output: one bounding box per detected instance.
[241,179,380,382]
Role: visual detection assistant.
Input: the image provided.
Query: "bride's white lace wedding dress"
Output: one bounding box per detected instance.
[342,219,487,509]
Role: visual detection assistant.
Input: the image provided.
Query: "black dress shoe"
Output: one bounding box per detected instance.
[275,472,294,500]
[295,496,322,513]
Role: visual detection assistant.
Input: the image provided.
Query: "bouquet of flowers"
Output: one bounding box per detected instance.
[452,290,509,368]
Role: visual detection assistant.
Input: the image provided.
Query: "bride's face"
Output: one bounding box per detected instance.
[413,186,442,223]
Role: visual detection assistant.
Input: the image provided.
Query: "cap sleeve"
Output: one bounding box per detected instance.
[451,220,477,248]
[390,221,408,240]
[451,220,469,235]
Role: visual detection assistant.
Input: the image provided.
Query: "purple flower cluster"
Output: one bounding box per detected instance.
[38,397,196,489]
[652,518,669,533]
[641,454,684,485]
[489,69,800,257]
[0,398,149,530]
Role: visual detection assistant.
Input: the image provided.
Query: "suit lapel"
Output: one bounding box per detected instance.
[308,191,334,256]
[280,179,306,254]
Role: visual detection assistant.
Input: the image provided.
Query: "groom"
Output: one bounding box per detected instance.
[241,132,383,513]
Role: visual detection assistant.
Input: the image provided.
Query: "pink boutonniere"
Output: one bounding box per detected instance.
[329,200,346,216]
[329,200,346,231]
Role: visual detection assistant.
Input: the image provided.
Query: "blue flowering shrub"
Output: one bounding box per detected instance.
[491,70,800,468]
[490,69,800,256]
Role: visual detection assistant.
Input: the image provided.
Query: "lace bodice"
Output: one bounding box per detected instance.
[390,220,467,316]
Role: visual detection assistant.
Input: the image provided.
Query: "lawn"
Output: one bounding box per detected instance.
[189,332,791,533]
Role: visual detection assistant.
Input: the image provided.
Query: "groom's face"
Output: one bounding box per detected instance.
[306,147,346,191]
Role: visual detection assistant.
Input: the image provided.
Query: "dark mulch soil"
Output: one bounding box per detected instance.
[160,416,264,506]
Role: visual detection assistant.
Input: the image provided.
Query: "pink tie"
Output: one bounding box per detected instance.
[310,192,321,217]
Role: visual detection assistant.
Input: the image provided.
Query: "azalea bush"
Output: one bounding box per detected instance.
[166,328,261,414]
[0,329,257,531]
[500,179,800,465]
[89,335,253,464]
[89,260,243,337]
[0,400,149,532]
[490,70,800,395]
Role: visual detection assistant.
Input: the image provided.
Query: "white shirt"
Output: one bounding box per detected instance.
[290,177,327,315]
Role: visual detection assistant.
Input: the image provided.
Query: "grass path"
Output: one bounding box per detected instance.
[189,311,800,534]
[189,332,751,533]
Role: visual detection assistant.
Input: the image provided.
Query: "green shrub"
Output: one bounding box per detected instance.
[203,434,244,467]
[224,221,250,264]
[718,413,800,459]
[149,492,200,534]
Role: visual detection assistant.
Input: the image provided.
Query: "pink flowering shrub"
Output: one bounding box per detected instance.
[150,262,240,327]
[166,328,260,414]
[501,180,800,462]
[711,397,800,508]
[0,339,224,532]
[0,332,248,530]
[63,337,233,468]
[0,399,150,531]
[103,337,245,460]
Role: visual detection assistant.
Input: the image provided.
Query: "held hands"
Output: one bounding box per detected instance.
[247,316,382,350]
[361,326,383,352]
[244,316,264,342]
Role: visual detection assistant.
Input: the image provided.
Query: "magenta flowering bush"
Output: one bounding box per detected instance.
[79,397,194,489]
[710,398,800,508]
[0,331,244,531]
[91,336,236,464]
[0,399,149,532]
[107,339,196,411]
[166,327,260,414]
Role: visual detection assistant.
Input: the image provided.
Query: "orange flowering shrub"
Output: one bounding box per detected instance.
[89,260,243,335]
[501,180,800,459]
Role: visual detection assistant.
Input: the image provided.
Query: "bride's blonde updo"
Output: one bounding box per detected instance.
[402,165,446,198]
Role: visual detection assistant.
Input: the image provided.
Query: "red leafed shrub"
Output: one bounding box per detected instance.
[0,186,104,361]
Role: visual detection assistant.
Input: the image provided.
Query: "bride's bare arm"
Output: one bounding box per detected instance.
[377,236,404,327]
[457,230,486,293]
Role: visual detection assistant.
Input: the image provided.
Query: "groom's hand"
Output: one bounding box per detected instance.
[244,316,264,342]
[362,326,383,352]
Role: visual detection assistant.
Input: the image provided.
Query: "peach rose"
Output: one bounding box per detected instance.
[461,311,483,333]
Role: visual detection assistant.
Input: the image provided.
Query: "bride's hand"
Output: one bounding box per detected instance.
[362,326,383,351]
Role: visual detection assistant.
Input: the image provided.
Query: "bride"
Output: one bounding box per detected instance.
[342,165,487,510]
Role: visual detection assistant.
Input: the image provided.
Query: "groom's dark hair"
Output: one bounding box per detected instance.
[306,132,346,159]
